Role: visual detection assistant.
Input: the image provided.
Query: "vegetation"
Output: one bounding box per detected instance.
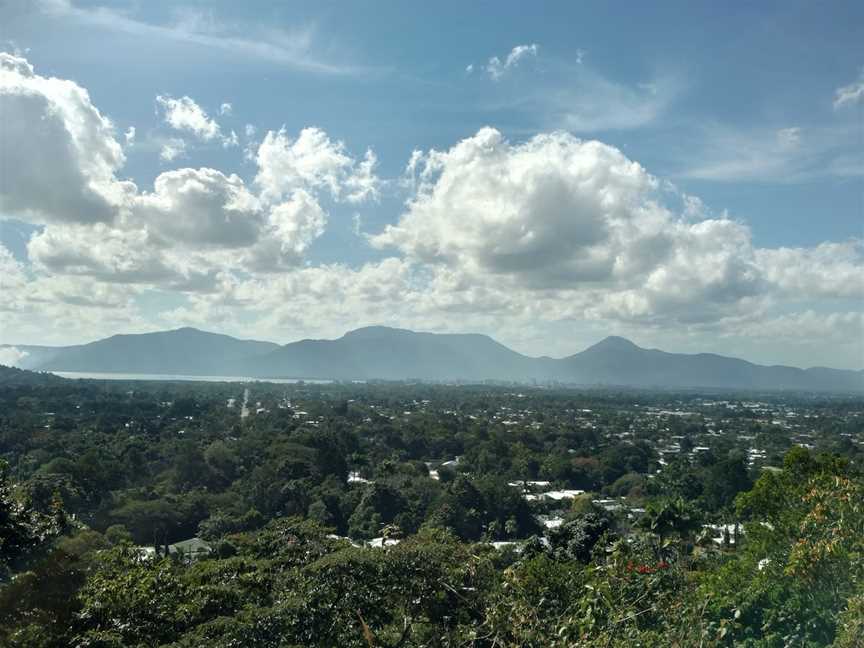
[1,375,862,646]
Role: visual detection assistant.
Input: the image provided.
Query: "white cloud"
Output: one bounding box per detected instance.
[485,43,538,81]
[254,127,381,204]
[156,94,221,140]
[0,270,150,346]
[344,149,382,203]
[159,138,187,161]
[0,57,342,288]
[776,126,801,149]
[475,51,681,133]
[219,101,232,116]
[124,126,136,145]
[28,165,331,284]
[37,0,368,76]
[0,346,29,367]
[242,189,327,272]
[834,67,864,109]
[755,241,864,300]
[729,310,864,343]
[0,51,135,224]
[372,128,862,326]
[675,122,861,183]
[28,222,190,286]
[0,54,859,366]
[222,130,239,148]
[0,243,27,303]
[372,127,663,287]
[134,167,262,248]
[553,70,681,132]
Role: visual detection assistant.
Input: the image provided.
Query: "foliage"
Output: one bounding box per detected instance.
[1,380,862,646]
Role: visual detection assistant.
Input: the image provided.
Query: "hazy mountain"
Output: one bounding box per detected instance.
[558,336,863,392]
[25,328,278,376]
[246,328,862,392]
[244,326,549,381]
[3,326,861,392]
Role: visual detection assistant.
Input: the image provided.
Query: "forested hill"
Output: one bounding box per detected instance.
[559,336,864,393]
[0,365,65,387]
[244,326,550,382]
[14,328,278,376]
[3,326,862,392]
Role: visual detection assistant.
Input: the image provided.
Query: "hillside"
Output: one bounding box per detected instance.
[3,326,861,392]
[560,337,864,392]
[0,364,65,387]
[244,326,549,381]
[244,327,862,392]
[28,328,278,376]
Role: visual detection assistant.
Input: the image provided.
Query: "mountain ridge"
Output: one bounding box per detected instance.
[1,326,861,392]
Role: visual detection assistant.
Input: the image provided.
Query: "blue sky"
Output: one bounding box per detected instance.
[1,0,862,369]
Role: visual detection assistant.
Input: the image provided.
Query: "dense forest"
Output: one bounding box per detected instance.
[1,370,863,646]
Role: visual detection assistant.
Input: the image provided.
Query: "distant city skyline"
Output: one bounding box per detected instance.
[1,0,862,369]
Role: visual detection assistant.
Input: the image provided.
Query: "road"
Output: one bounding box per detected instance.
[240,387,250,419]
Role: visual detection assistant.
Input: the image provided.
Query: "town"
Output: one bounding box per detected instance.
[3,370,863,645]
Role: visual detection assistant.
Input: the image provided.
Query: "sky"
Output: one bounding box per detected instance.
[0,0,862,369]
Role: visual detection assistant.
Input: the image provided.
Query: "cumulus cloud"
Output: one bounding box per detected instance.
[343,149,382,203]
[124,126,136,145]
[0,53,339,286]
[135,167,261,247]
[156,94,222,140]
[1,53,860,364]
[485,44,539,81]
[29,167,331,282]
[373,128,862,325]
[219,101,232,116]
[834,67,864,109]
[254,126,381,203]
[27,221,212,288]
[0,51,135,224]
[373,127,663,286]
[755,241,864,299]
[0,243,28,303]
[242,189,327,272]
[159,138,187,161]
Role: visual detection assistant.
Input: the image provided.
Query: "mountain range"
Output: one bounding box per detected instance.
[2,326,862,392]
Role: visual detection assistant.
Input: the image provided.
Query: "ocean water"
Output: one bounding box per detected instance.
[51,371,332,384]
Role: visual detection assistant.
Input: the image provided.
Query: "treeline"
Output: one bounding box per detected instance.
[1,448,863,646]
[0,380,785,548]
[1,378,863,645]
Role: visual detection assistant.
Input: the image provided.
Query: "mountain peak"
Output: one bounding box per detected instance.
[341,326,412,339]
[588,336,640,352]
